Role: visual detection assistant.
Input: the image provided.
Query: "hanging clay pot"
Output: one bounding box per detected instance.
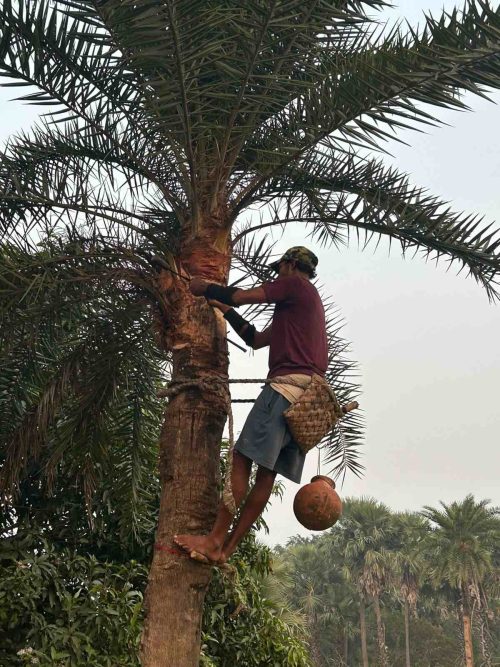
[293,475,342,531]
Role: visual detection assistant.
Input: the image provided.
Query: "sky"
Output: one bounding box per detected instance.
[1,0,499,547]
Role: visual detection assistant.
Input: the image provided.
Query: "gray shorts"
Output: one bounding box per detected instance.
[235,385,305,484]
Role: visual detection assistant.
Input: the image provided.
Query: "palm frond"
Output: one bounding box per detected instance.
[234,1,500,203]
[0,241,166,538]
[0,0,135,114]
[0,129,180,256]
[0,0,187,206]
[0,241,165,325]
[321,295,364,481]
[244,150,500,301]
[55,1,385,207]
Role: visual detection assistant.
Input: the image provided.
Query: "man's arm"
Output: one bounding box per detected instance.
[207,299,271,350]
[253,326,272,350]
[190,278,268,306]
[231,286,267,306]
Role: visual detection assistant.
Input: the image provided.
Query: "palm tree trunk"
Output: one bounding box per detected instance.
[359,593,369,667]
[373,594,388,667]
[463,611,474,667]
[461,588,475,667]
[404,600,411,667]
[476,586,492,667]
[140,233,231,666]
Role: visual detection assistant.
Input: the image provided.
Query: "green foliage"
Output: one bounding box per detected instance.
[422,494,500,592]
[0,240,165,544]
[201,534,311,667]
[1,442,312,666]
[0,527,311,667]
[1,0,500,294]
[0,533,147,666]
[2,2,500,662]
[2,1,500,494]
[384,614,459,667]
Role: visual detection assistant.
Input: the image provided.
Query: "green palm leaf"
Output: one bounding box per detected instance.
[0,242,165,541]
[278,150,500,299]
[235,1,500,197]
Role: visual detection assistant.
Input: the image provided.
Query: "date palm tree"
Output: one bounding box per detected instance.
[2,2,500,665]
[421,495,500,667]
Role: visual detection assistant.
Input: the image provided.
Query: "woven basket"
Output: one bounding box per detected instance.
[284,375,343,454]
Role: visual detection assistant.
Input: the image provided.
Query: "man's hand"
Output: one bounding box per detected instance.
[189,277,208,297]
[207,299,231,314]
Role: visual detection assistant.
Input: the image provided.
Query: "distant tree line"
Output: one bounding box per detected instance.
[275,495,500,667]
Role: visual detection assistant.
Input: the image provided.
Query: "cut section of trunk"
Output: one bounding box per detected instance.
[463,606,475,667]
[460,585,475,667]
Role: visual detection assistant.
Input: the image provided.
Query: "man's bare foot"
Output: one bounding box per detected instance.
[173,534,223,564]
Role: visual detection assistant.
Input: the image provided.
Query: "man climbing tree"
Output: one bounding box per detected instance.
[174,246,327,564]
[3,3,500,666]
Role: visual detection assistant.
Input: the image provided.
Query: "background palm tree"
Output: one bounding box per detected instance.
[331,497,394,666]
[391,512,429,667]
[421,495,500,667]
[2,2,500,664]
[275,536,362,667]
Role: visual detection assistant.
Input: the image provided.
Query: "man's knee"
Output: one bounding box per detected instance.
[255,465,277,485]
[233,450,252,471]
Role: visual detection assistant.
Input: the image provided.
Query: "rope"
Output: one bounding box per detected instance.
[222,402,237,515]
[228,377,311,387]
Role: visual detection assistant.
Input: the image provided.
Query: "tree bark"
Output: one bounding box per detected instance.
[461,588,475,667]
[373,594,388,667]
[140,230,232,666]
[359,593,369,667]
[404,600,411,667]
[463,611,474,667]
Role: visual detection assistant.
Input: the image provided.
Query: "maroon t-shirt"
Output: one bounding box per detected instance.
[262,275,328,378]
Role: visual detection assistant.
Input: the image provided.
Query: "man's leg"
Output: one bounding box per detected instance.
[174,451,252,562]
[221,465,277,561]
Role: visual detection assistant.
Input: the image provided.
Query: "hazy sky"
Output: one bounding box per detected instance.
[1,0,499,547]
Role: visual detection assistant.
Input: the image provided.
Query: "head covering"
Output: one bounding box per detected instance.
[269,246,319,274]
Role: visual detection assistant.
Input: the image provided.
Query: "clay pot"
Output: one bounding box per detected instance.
[293,475,342,531]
